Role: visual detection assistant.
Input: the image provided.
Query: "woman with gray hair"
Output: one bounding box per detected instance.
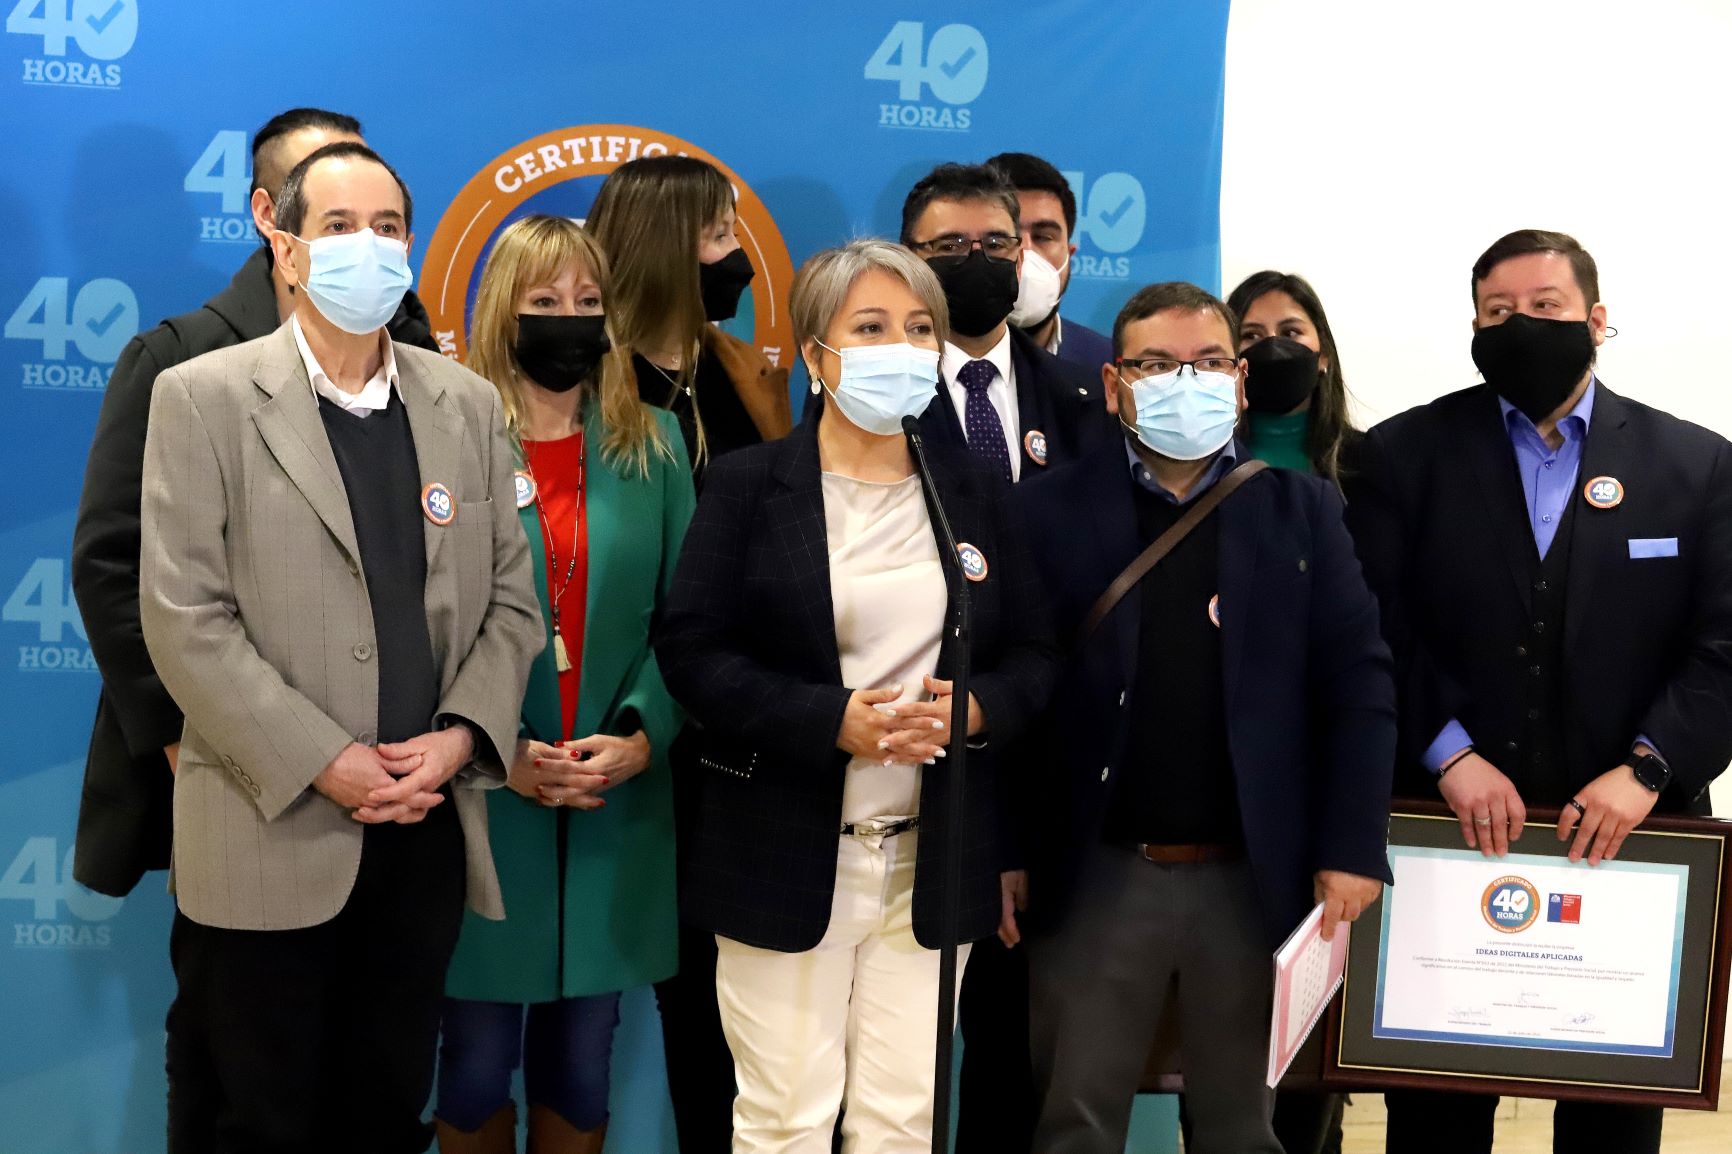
[655,238,1058,1153]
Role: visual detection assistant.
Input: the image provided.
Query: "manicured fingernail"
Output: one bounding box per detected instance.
[877,739,889,750]
[882,757,894,767]
[924,758,936,765]
[935,748,947,758]
[931,721,944,730]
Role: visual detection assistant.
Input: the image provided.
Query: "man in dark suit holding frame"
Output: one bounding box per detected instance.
[1351,229,1732,1154]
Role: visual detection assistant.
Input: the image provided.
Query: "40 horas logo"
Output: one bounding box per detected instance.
[1481,875,1541,934]
[419,124,793,370]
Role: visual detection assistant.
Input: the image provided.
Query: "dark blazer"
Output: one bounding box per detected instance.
[919,323,1112,477]
[1053,315,1113,374]
[69,246,436,897]
[1349,381,1732,809]
[1015,439,1396,944]
[654,408,1058,952]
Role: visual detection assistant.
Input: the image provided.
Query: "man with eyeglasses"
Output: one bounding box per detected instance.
[1010,282,1395,1154]
[898,161,1111,1154]
[900,162,1110,485]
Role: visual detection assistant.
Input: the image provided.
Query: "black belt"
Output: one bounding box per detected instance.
[1134,842,1243,865]
[840,816,921,838]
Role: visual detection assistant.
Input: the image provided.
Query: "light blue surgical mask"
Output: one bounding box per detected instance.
[814,339,941,436]
[290,228,412,335]
[1121,365,1240,461]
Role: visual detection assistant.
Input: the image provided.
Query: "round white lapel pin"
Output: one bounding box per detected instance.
[957,542,989,582]
[1583,476,1624,509]
[513,470,538,509]
[422,482,456,526]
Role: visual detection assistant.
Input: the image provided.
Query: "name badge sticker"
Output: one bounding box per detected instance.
[422,482,456,526]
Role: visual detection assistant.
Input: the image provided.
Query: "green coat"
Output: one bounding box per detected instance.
[445,405,695,1002]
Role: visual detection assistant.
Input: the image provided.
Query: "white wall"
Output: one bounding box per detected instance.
[1221,0,1732,819]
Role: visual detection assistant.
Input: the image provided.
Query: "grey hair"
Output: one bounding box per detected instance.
[790,238,951,355]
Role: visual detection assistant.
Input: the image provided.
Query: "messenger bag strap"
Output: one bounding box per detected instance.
[1076,459,1269,649]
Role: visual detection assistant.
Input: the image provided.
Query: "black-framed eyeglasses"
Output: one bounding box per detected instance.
[1115,356,1240,378]
[910,233,1022,260]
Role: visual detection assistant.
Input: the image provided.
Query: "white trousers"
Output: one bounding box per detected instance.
[714,831,970,1154]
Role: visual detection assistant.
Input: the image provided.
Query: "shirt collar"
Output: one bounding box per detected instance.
[291,313,400,414]
[1124,435,1239,505]
[941,326,1014,388]
[1044,314,1064,357]
[1499,374,1596,445]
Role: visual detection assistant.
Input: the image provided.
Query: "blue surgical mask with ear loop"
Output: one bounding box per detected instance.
[813,340,941,436]
[289,228,412,334]
[1121,364,1240,461]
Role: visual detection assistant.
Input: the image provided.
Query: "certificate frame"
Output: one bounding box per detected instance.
[1322,803,1732,1109]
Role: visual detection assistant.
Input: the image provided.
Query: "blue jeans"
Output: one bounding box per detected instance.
[435,993,622,1132]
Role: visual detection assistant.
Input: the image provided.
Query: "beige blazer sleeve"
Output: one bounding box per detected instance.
[139,366,352,821]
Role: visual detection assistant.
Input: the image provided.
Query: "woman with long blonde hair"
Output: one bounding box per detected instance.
[434,214,695,1154]
[587,154,792,484]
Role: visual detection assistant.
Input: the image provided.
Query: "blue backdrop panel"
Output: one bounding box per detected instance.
[0,2,1228,1150]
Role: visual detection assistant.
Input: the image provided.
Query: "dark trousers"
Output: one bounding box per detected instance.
[166,806,465,1154]
[658,727,739,1153]
[436,992,622,1131]
[956,935,1035,1154]
[1382,1089,1662,1154]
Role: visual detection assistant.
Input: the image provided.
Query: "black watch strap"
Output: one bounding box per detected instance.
[1624,753,1671,793]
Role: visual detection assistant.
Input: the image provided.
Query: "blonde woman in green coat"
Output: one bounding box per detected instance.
[434,215,695,1154]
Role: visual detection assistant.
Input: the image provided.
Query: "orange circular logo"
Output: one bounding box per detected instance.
[418,124,794,368]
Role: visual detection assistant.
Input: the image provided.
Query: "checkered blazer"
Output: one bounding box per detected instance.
[654,414,1058,952]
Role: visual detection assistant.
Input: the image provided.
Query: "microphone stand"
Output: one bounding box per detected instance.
[903,415,970,1154]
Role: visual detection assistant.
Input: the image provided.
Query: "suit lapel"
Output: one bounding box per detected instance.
[1216,462,1266,712]
[1565,383,1630,654]
[398,352,467,575]
[249,325,362,566]
[574,408,635,736]
[768,425,843,684]
[1458,387,1538,612]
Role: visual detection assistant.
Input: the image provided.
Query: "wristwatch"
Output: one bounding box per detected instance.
[1623,752,1671,793]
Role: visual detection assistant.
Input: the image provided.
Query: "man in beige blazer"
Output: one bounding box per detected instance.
[139,141,542,1153]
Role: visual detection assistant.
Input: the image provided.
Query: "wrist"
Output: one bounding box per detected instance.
[1437,746,1474,776]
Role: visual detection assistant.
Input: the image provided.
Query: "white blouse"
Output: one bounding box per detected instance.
[822,471,947,823]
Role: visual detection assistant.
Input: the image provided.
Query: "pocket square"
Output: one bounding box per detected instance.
[1628,537,1679,559]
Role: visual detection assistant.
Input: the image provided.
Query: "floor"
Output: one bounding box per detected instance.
[1337,1069,1732,1152]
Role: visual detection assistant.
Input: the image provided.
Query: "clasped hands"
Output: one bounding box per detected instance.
[837,674,983,764]
[1438,751,1660,866]
[312,726,475,824]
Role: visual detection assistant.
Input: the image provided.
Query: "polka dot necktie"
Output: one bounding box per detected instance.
[957,358,1012,483]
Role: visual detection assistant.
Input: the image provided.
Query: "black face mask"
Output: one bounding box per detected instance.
[700,248,755,322]
[926,249,1019,339]
[1241,337,1320,414]
[514,314,611,393]
[1471,312,1595,424]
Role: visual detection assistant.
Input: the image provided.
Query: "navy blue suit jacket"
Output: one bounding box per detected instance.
[919,324,1112,477]
[1053,315,1113,374]
[655,408,1059,952]
[1014,439,1396,944]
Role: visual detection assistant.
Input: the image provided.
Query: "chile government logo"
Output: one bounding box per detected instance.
[1481,875,1541,934]
[419,124,794,372]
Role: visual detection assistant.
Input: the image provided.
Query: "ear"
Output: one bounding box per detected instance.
[1101,362,1120,416]
[270,230,302,289]
[800,336,824,391]
[1588,301,1609,346]
[1235,360,1249,414]
[403,231,415,260]
[250,187,276,240]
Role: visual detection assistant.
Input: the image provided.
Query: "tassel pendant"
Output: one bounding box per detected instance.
[553,630,572,673]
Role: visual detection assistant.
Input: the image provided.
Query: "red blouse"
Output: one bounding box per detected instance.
[522,433,588,742]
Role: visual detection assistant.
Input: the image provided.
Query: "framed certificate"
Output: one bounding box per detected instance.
[1324,805,1732,1109]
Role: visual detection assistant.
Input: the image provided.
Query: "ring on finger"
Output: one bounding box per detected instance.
[1568,798,1587,817]
[1473,816,1493,826]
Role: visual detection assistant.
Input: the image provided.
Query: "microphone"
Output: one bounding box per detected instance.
[903,413,970,1154]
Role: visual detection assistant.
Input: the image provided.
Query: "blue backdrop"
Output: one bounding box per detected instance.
[0,2,1228,1149]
